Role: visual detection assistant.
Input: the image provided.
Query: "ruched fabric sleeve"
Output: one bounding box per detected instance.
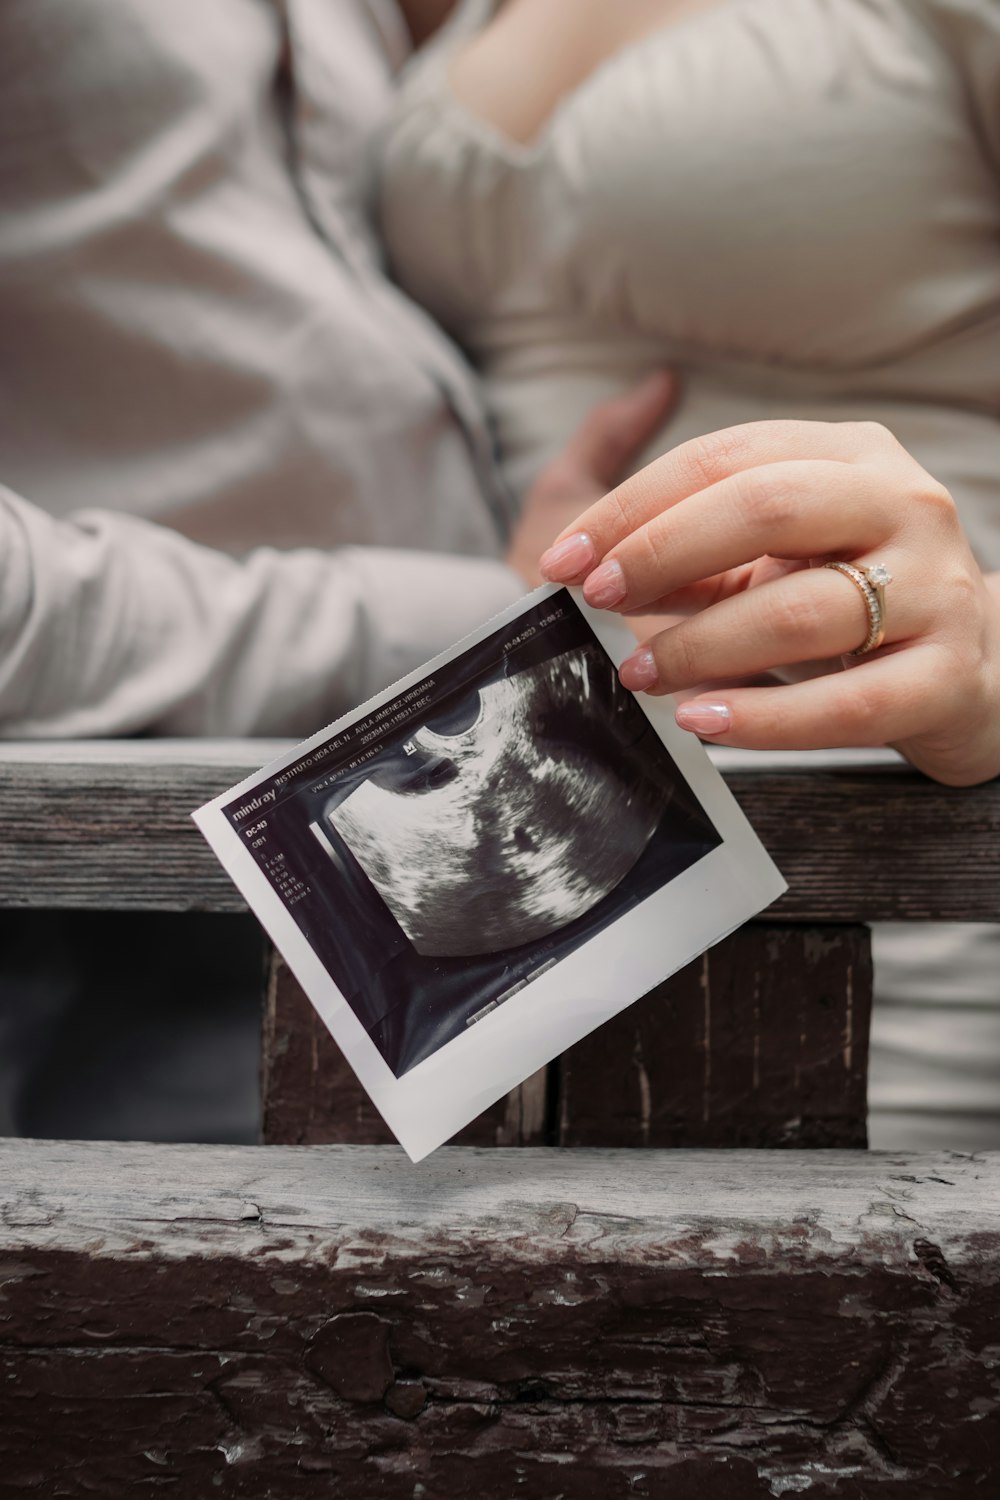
[927,0,1000,171]
[0,485,524,739]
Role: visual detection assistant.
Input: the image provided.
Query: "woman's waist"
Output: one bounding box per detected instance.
[485,361,1000,568]
[476,323,1000,408]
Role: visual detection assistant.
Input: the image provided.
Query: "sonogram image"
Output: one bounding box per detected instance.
[329,646,668,956]
[225,591,723,1078]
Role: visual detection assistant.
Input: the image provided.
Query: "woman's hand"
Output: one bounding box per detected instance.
[507,372,677,587]
[539,419,1000,787]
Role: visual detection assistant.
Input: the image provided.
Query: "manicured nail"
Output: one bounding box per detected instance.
[675,702,732,736]
[539,531,596,581]
[619,649,659,692]
[583,558,626,610]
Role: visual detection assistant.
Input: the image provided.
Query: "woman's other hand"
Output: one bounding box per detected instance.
[539,419,1000,787]
[507,371,677,587]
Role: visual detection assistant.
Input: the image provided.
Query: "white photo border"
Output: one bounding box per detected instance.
[194,584,787,1161]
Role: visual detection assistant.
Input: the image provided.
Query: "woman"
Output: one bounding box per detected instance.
[381,0,1000,1144]
[382,0,1000,785]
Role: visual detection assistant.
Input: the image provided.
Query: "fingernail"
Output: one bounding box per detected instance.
[619,648,659,692]
[675,702,732,736]
[583,558,626,609]
[539,531,596,581]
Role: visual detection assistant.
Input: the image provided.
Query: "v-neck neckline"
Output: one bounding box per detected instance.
[435,0,743,168]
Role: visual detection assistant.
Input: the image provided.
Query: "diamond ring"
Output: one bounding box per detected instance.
[824,561,893,655]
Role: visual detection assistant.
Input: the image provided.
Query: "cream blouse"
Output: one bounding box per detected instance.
[380,0,1000,565]
[378,0,1000,1150]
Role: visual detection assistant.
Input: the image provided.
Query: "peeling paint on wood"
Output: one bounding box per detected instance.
[1,1141,997,1496]
[556,927,870,1148]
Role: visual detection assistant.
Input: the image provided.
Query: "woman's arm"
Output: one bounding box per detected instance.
[539,420,1000,787]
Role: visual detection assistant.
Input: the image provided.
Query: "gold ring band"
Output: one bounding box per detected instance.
[824,561,892,655]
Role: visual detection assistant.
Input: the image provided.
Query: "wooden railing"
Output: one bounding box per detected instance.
[3,742,997,921]
[0,742,997,1495]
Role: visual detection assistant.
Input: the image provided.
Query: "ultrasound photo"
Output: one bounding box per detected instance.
[328,646,664,957]
[196,585,786,1161]
[299,600,721,1077]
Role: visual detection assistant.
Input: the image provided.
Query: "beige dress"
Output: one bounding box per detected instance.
[378,0,1000,1148]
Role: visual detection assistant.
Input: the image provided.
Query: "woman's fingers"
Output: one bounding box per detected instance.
[510,371,678,583]
[522,372,678,514]
[530,411,998,785]
[539,419,900,582]
[532,411,1000,786]
[622,556,812,619]
[577,459,886,613]
[668,643,947,751]
[555,370,679,493]
[617,561,913,694]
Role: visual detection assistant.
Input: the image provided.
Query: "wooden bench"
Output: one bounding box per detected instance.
[0,742,998,1494]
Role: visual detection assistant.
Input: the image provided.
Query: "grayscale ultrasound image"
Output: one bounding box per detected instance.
[329,646,662,956]
[224,591,721,1077]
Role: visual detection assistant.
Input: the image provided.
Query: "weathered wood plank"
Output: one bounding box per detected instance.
[0,743,997,921]
[263,951,548,1147]
[1,1140,997,1496]
[0,743,269,914]
[556,924,870,1148]
[263,928,870,1149]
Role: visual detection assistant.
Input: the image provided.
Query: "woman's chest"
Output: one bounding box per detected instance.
[385,0,1000,372]
[448,0,722,148]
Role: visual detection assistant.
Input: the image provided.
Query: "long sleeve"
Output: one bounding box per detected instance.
[0,485,524,739]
